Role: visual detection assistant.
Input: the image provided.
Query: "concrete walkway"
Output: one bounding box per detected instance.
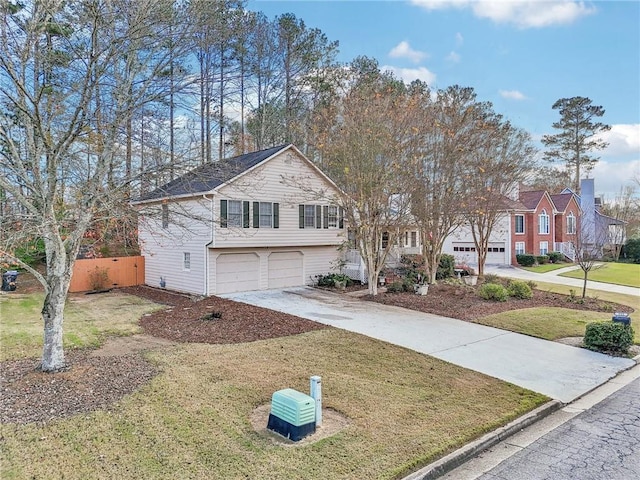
[484,264,640,299]
[223,287,634,403]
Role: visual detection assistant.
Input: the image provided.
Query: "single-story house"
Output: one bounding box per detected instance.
[133,144,345,295]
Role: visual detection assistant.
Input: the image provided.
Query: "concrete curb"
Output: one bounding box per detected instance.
[401,400,563,480]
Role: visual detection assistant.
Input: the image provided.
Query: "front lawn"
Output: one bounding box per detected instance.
[0,291,161,361]
[1,290,548,480]
[560,262,640,288]
[522,263,573,273]
[475,307,610,340]
[0,334,546,480]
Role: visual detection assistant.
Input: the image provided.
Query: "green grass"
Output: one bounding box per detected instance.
[522,263,574,273]
[0,291,161,360]
[560,262,640,288]
[0,329,547,480]
[476,282,639,343]
[476,307,610,340]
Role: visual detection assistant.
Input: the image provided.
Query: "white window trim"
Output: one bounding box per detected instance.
[539,209,549,235]
[567,212,576,235]
[259,202,273,228]
[327,205,338,229]
[183,252,191,271]
[540,241,549,256]
[515,214,525,235]
[515,241,525,255]
[228,200,243,227]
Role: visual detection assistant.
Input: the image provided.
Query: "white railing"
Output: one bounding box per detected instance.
[554,242,576,262]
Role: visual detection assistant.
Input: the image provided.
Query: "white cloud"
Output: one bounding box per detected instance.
[446,51,461,63]
[411,1,596,28]
[388,41,428,64]
[596,124,640,158]
[592,159,640,199]
[499,89,527,100]
[381,65,437,85]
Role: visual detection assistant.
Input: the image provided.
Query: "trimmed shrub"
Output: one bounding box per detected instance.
[535,255,550,265]
[584,322,634,355]
[507,280,533,299]
[548,252,564,263]
[516,254,535,267]
[316,273,353,288]
[624,238,640,263]
[478,283,509,302]
[436,254,455,280]
[483,273,503,285]
[386,281,405,293]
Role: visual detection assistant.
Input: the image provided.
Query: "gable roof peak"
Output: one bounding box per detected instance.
[135,144,291,203]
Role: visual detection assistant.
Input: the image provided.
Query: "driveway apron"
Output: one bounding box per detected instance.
[223,287,634,403]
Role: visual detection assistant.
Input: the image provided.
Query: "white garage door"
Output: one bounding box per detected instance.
[453,243,506,265]
[216,253,260,294]
[268,251,303,288]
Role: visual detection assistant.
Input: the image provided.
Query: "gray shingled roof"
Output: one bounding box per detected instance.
[137,145,289,202]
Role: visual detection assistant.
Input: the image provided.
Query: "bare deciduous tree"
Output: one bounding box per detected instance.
[0,0,190,372]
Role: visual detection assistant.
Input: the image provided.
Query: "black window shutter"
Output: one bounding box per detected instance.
[273,203,279,229]
[323,205,329,229]
[299,205,304,228]
[315,205,322,229]
[243,201,250,228]
[220,200,228,228]
[339,207,344,229]
[253,202,259,228]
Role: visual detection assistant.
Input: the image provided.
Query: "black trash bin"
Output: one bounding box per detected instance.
[1,270,18,291]
[612,312,631,326]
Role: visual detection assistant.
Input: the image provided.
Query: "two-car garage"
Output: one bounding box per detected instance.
[212,248,324,294]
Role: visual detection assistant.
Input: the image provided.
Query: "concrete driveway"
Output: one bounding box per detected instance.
[223,287,635,403]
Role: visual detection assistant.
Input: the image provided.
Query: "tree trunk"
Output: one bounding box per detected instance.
[40,239,73,372]
[41,274,70,372]
[582,269,588,299]
[366,263,379,296]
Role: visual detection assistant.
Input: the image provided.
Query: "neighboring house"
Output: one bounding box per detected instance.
[511,189,556,263]
[134,145,345,295]
[568,178,626,256]
[443,196,526,267]
[549,191,581,261]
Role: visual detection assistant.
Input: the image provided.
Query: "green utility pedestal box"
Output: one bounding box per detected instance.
[267,388,316,441]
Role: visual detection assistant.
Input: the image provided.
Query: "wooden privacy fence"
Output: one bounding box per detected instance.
[70,256,145,293]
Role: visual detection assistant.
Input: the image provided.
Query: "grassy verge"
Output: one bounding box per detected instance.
[476,283,639,343]
[522,263,574,273]
[0,329,548,480]
[559,262,640,288]
[0,291,161,361]
[476,307,609,340]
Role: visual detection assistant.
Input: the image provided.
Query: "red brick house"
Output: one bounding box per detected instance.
[510,189,581,265]
[550,192,581,260]
[511,190,556,265]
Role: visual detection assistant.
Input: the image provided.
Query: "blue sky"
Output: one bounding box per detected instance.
[248,0,640,199]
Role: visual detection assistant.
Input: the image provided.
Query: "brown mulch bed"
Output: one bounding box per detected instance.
[369,283,633,320]
[125,285,328,344]
[0,351,157,424]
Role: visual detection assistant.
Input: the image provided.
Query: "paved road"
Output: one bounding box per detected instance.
[475,375,640,480]
[223,287,634,403]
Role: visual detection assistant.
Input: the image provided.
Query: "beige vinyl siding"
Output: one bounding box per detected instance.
[139,198,212,295]
[214,150,344,249]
